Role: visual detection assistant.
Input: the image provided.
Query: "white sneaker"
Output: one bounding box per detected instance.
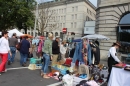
[2,69,7,73]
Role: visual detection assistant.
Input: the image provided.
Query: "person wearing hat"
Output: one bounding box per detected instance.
[107,42,122,82]
[41,33,53,79]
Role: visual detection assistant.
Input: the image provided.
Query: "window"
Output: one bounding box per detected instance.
[76,6,78,11]
[63,23,65,27]
[60,23,62,27]
[61,16,63,20]
[74,22,77,28]
[75,14,77,19]
[87,9,89,13]
[72,7,74,12]
[56,16,58,20]
[90,11,92,15]
[59,16,60,20]
[59,9,60,13]
[62,9,63,13]
[64,16,66,20]
[72,15,74,19]
[64,8,66,13]
[71,23,73,28]
[55,32,58,37]
[28,32,30,35]
[57,9,58,13]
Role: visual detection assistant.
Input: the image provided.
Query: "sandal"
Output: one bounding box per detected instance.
[43,75,50,79]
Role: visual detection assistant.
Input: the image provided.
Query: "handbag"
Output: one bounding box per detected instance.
[16,43,21,50]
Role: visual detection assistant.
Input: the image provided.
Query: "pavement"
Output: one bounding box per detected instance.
[0,52,59,86]
[0,52,108,86]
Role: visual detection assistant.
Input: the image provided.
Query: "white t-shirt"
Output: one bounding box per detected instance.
[0,37,10,53]
[60,44,67,55]
[108,47,120,62]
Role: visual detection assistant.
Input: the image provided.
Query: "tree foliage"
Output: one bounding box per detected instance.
[0,0,36,33]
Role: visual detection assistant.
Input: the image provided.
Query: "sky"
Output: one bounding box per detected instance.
[36,0,97,7]
[89,0,97,7]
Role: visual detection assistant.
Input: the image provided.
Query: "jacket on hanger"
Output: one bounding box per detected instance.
[72,41,92,65]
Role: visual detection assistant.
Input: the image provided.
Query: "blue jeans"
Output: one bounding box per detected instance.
[20,53,28,65]
[8,47,16,62]
[42,53,50,74]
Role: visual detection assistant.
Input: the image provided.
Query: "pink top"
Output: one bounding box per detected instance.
[38,40,43,53]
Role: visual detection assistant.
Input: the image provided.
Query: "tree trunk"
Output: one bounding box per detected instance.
[24,28,27,34]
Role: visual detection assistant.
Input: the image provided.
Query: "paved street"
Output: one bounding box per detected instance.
[0,52,59,86]
[0,52,107,86]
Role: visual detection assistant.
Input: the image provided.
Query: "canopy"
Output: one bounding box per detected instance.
[8,29,23,37]
[21,34,33,38]
[82,34,110,40]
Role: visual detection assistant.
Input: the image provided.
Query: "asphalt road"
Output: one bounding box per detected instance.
[0,51,108,86]
[0,52,59,86]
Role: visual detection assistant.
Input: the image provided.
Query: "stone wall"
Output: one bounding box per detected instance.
[96,0,130,59]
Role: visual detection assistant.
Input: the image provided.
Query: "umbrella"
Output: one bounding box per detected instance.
[21,34,33,38]
[82,34,110,40]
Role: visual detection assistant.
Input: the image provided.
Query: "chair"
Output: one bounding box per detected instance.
[125,54,130,63]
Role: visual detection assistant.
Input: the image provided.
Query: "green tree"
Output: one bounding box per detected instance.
[0,0,36,33]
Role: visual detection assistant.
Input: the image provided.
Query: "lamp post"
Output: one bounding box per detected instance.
[34,2,38,37]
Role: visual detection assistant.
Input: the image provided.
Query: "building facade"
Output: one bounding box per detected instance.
[96,0,130,58]
[32,0,96,39]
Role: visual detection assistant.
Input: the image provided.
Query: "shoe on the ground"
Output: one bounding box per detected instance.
[2,69,7,73]
[43,74,50,79]
[22,64,26,67]
[8,61,11,65]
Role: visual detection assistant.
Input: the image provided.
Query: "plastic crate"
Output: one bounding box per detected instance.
[30,58,41,64]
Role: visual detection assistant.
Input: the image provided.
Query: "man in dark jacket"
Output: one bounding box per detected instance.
[20,36,30,66]
[52,36,60,66]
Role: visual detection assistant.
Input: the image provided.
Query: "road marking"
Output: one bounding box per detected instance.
[47,82,62,86]
[7,67,28,70]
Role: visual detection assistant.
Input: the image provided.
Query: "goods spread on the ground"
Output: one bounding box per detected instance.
[28,57,108,86]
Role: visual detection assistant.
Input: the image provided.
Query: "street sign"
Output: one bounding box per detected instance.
[62,28,67,33]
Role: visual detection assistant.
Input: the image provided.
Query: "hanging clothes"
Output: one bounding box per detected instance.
[90,42,100,65]
[72,41,92,65]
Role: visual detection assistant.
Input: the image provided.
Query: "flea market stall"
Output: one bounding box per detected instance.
[28,34,111,86]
